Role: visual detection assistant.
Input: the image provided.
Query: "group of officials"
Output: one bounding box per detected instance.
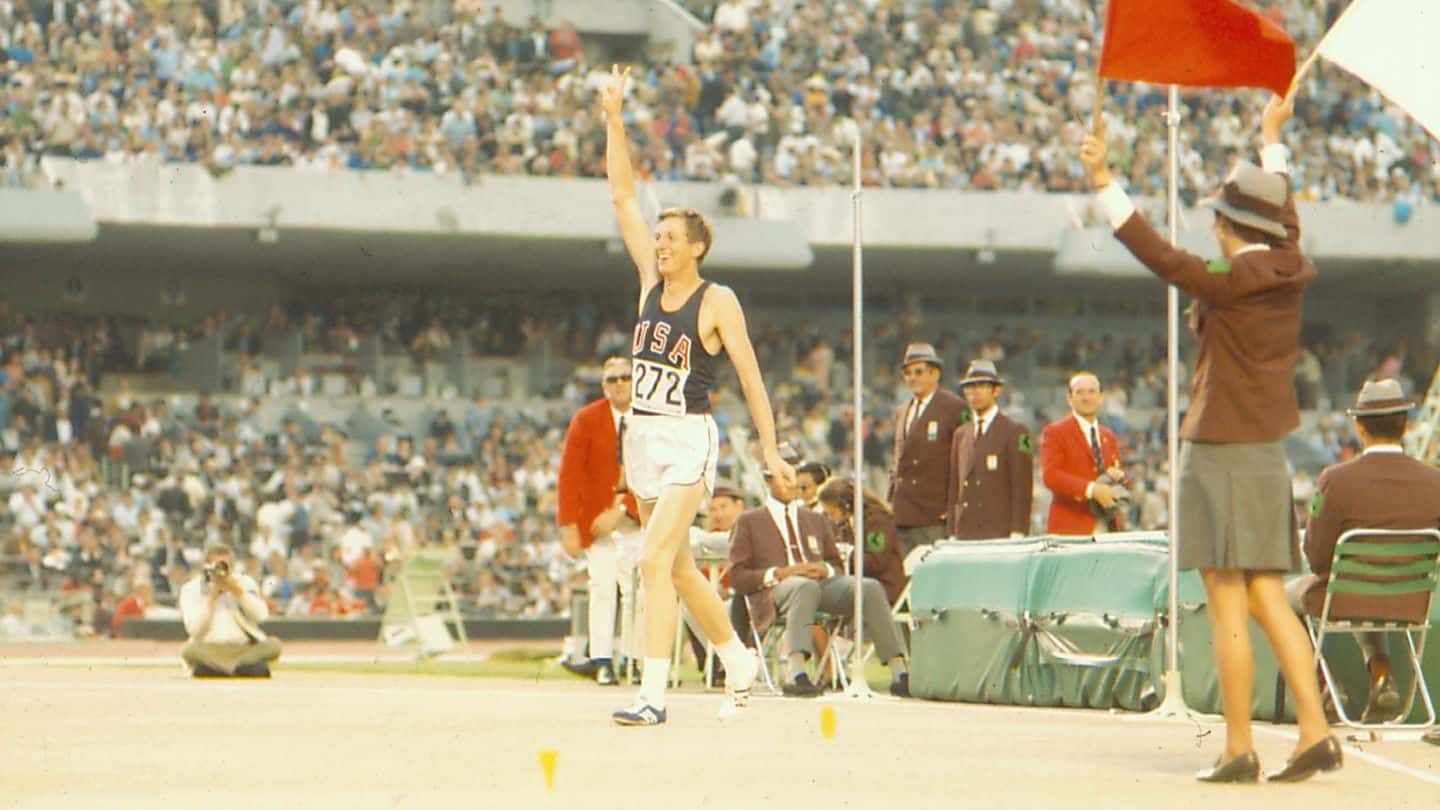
[889,342,1128,554]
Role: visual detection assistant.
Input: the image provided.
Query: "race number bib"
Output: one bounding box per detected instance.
[632,358,689,416]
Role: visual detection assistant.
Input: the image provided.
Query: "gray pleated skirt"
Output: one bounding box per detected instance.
[1176,440,1301,572]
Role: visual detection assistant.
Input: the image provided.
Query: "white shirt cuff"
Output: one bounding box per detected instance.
[1096,182,1135,231]
[763,567,777,588]
[1260,143,1288,175]
[823,564,834,579]
[1084,482,1095,500]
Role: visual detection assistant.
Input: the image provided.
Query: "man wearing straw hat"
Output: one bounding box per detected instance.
[1290,378,1440,726]
[1081,94,1340,782]
[889,342,966,555]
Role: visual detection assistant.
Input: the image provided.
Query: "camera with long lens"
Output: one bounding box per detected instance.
[203,560,231,582]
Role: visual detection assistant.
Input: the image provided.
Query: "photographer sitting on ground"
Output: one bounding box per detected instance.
[179,543,282,677]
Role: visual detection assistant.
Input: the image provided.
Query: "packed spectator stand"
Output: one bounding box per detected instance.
[2,0,1434,641]
[1,0,1436,209]
[0,288,1407,641]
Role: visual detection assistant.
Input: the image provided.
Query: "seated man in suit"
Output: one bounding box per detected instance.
[729,447,910,698]
[1289,379,1440,724]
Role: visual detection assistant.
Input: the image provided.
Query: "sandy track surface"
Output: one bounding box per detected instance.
[4,658,1438,810]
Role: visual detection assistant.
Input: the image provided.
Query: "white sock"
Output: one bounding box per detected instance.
[639,658,669,709]
[715,636,750,675]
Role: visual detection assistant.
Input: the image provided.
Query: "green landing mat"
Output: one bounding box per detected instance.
[910,533,1439,723]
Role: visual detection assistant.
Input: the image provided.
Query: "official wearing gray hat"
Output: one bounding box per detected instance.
[899,342,944,371]
[1345,378,1415,417]
[1200,161,1290,240]
[958,359,1004,387]
[1079,94,1340,783]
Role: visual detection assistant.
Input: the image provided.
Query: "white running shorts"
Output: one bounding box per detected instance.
[622,413,718,501]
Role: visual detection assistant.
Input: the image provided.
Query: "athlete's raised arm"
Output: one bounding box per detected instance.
[709,285,795,488]
[600,65,659,298]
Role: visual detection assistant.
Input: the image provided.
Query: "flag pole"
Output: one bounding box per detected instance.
[844,129,873,700]
[1135,84,1215,723]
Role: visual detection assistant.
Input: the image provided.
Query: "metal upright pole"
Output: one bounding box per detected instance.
[1148,84,1198,719]
[846,133,873,699]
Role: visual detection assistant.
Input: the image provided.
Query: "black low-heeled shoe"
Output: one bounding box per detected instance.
[1195,751,1260,783]
[1265,736,1343,783]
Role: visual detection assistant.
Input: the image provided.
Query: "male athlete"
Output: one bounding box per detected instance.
[602,65,795,725]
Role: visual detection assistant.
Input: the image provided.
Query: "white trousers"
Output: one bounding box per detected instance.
[586,528,642,661]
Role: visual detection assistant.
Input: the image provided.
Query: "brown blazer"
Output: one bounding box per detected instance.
[947,411,1034,540]
[836,508,909,606]
[1113,177,1315,443]
[1301,450,1440,621]
[729,503,843,634]
[889,388,967,528]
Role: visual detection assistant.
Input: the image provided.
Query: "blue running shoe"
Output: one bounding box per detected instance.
[612,702,667,726]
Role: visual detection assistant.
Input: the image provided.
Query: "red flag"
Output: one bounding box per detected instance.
[1098,0,1296,96]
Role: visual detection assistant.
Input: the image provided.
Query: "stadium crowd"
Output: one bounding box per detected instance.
[0,0,1436,207]
[0,289,1414,640]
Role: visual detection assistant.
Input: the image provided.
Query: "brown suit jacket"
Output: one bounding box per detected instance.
[837,508,909,606]
[947,411,1034,539]
[1113,176,1315,443]
[729,503,843,634]
[1301,450,1440,621]
[889,388,967,528]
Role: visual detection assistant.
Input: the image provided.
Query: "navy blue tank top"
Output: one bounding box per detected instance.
[631,281,721,416]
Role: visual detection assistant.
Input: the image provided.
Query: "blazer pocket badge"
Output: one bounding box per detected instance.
[986,454,999,471]
[806,535,821,556]
[927,421,938,441]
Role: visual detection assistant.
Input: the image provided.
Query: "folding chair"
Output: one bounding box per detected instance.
[1307,527,1440,733]
[813,612,852,691]
[742,595,852,694]
[742,594,781,696]
[890,544,933,656]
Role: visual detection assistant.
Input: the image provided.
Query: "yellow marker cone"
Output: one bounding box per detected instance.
[539,750,558,793]
[820,706,837,740]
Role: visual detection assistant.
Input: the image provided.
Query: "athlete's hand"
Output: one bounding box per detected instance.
[763,451,797,492]
[600,64,629,121]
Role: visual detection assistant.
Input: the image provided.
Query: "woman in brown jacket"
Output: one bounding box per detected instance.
[815,479,908,607]
[1081,95,1339,783]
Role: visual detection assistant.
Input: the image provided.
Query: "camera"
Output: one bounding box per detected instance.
[203,560,231,582]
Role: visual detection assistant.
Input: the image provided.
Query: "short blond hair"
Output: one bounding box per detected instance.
[658,207,714,263]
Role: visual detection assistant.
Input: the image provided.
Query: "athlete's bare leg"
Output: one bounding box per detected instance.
[671,535,735,646]
[636,481,707,660]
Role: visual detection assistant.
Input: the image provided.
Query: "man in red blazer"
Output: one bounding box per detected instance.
[1040,372,1129,535]
[557,356,640,685]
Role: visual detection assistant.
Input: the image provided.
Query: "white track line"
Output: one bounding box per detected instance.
[1253,724,1440,786]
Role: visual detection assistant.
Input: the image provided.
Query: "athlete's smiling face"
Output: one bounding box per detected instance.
[654,217,703,277]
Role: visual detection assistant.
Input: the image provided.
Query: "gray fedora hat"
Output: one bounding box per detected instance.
[959,359,1004,387]
[1200,161,1288,240]
[1346,378,1416,417]
[899,342,943,370]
